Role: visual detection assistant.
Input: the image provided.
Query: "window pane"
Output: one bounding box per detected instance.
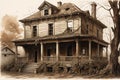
[68,21,73,28]
[44,9,48,15]
[48,24,53,35]
[33,26,37,37]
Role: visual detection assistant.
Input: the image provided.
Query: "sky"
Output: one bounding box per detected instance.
[0,0,113,42]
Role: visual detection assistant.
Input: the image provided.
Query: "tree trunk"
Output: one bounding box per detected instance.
[110,38,120,75]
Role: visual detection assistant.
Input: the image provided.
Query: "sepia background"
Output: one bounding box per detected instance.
[0,0,115,79]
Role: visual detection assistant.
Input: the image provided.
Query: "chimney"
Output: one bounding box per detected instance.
[91,2,97,19]
[57,1,62,7]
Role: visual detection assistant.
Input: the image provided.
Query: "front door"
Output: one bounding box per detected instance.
[34,51,37,63]
[67,45,72,56]
[47,48,51,56]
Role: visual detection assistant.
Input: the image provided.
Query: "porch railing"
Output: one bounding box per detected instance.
[17,57,28,64]
[42,56,89,63]
[43,56,56,62]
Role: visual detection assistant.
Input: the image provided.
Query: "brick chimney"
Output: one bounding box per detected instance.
[91,2,97,19]
[57,1,62,7]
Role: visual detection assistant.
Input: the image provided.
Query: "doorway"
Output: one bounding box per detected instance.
[67,45,73,61]
[67,45,73,56]
[34,51,37,63]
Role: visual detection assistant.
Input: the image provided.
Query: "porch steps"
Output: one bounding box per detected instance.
[22,63,40,73]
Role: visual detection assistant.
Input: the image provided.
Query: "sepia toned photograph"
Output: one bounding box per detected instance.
[0,0,120,79]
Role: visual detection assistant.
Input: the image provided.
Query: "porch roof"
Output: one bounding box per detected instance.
[13,33,109,47]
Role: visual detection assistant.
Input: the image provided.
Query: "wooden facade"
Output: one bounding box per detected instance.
[13,1,108,73]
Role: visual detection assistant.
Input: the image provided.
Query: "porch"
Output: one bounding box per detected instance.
[16,39,108,64]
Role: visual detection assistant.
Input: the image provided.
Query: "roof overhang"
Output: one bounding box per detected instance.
[13,34,109,47]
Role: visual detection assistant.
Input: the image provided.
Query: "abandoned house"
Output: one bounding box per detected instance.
[13,1,108,73]
[1,46,16,70]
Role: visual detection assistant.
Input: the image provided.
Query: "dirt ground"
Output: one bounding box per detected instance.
[1,71,83,79]
[0,71,120,80]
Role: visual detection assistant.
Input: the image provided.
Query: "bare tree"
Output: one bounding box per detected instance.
[100,0,120,75]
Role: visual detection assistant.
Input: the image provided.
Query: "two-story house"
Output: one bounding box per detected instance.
[13,1,108,73]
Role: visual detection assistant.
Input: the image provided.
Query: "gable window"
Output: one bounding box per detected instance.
[48,23,53,35]
[44,9,49,15]
[67,20,73,32]
[33,26,37,37]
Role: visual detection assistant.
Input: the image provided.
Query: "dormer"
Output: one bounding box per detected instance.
[38,1,59,16]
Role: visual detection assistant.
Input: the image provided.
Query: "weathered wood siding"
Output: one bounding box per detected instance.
[55,20,67,35]
[24,16,81,38]
[81,16,103,40]
[39,22,48,37]
[25,25,32,38]
[1,49,15,70]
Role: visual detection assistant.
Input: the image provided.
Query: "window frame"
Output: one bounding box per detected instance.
[32,26,37,37]
[44,9,49,15]
[48,23,53,36]
[67,20,73,32]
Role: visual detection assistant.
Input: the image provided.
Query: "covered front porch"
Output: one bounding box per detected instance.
[15,36,108,64]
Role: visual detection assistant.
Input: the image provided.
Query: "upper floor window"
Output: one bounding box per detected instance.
[44,9,49,15]
[67,20,73,32]
[86,25,89,34]
[33,26,37,37]
[97,29,99,37]
[48,23,53,35]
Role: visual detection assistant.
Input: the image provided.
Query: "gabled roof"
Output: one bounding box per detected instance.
[1,46,15,55]
[38,1,58,10]
[20,1,85,22]
[20,1,107,28]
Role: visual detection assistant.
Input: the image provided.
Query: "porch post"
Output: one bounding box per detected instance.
[76,39,79,57]
[41,42,43,61]
[56,41,59,61]
[89,40,91,60]
[106,46,108,61]
[97,44,100,57]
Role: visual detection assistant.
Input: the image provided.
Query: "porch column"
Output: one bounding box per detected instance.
[76,39,79,57]
[56,41,59,61]
[106,46,108,61]
[89,40,92,60]
[97,44,100,57]
[41,42,43,61]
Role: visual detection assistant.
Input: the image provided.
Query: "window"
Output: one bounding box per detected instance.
[4,54,7,57]
[48,23,53,35]
[33,26,37,37]
[86,25,89,34]
[67,20,73,32]
[65,8,70,11]
[44,9,49,15]
[97,29,99,37]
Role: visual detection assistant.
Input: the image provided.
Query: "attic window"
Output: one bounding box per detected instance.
[32,26,37,37]
[44,9,49,15]
[65,8,70,11]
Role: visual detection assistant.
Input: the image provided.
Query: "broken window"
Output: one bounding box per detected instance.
[67,20,73,32]
[48,23,53,35]
[44,9,49,15]
[32,26,37,37]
